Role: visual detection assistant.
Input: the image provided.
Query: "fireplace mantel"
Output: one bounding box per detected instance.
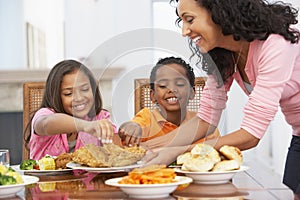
[0,68,123,83]
[0,67,124,112]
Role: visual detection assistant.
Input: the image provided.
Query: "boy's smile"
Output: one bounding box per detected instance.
[151,63,194,116]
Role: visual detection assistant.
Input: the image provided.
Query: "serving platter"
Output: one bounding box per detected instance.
[0,175,39,198]
[105,176,192,199]
[175,166,249,184]
[66,162,143,173]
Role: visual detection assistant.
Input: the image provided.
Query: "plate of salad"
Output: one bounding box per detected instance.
[0,164,39,198]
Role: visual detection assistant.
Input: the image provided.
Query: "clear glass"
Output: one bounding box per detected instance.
[0,149,10,167]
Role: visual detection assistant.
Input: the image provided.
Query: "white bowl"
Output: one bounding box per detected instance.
[175,166,249,184]
[0,175,39,198]
[105,176,192,199]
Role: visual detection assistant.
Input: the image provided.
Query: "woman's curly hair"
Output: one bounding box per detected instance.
[170,0,299,86]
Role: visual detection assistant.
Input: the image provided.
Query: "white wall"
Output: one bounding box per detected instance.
[0,0,26,69]
[24,0,64,68]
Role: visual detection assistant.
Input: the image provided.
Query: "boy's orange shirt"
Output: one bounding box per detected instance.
[131,108,219,145]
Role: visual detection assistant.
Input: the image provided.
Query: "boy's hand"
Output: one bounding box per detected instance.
[118,122,142,146]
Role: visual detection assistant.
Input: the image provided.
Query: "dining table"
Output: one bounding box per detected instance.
[10,160,294,200]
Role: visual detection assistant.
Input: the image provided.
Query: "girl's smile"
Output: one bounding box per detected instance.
[61,70,94,118]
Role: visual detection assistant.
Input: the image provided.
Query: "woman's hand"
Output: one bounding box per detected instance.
[80,119,115,143]
[141,146,189,165]
[118,121,142,146]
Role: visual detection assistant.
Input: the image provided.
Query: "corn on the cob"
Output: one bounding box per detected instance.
[38,156,55,170]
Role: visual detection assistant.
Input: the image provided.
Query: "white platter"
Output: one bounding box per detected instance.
[0,175,39,198]
[12,165,73,176]
[105,176,192,199]
[66,162,143,173]
[175,166,249,184]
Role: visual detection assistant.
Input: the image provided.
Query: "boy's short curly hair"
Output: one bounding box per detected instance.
[150,56,195,90]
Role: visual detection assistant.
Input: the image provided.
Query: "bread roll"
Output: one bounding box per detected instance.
[182,158,215,172]
[219,145,243,165]
[191,143,221,164]
[177,152,192,165]
[212,160,240,172]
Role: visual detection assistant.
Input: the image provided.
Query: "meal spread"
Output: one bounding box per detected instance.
[118,165,177,184]
[20,155,65,170]
[72,143,146,167]
[0,164,23,185]
[20,143,146,170]
[176,144,243,172]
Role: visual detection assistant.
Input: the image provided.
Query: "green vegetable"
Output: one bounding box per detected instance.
[7,167,15,172]
[168,161,177,166]
[20,159,37,170]
[0,174,17,185]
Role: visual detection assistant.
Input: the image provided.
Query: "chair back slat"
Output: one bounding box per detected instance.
[23,82,45,160]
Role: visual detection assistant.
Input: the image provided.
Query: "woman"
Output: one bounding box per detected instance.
[144,0,300,195]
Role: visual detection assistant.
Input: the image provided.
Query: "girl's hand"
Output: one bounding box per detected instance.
[118,121,142,146]
[81,119,115,143]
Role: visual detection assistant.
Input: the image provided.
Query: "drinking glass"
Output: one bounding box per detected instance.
[0,149,10,167]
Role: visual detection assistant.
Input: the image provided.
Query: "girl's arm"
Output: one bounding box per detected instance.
[34,113,114,141]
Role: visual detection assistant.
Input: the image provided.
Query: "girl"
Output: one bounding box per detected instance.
[25,60,117,160]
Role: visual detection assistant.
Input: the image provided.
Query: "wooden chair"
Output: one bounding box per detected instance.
[23,82,46,160]
[134,77,206,114]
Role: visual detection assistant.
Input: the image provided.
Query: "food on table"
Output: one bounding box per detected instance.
[38,155,56,170]
[219,145,243,165]
[0,164,23,185]
[182,158,215,172]
[191,143,221,164]
[212,160,240,172]
[54,153,73,169]
[176,144,243,172]
[176,152,192,165]
[118,165,177,184]
[72,143,146,167]
[20,159,39,170]
[20,153,73,171]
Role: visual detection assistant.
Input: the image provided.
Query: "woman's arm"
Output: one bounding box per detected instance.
[142,116,216,149]
[207,128,260,150]
[144,128,260,165]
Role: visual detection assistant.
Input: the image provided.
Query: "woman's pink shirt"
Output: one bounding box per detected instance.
[198,34,300,139]
[29,108,117,160]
